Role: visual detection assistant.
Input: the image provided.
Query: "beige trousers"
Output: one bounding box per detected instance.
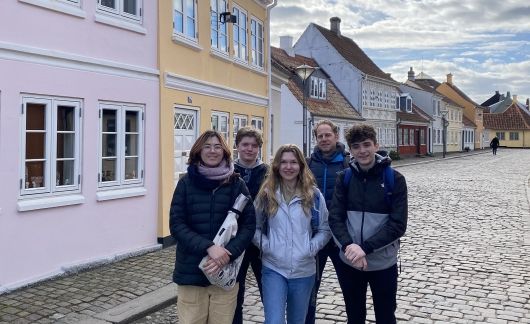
[177,283,239,324]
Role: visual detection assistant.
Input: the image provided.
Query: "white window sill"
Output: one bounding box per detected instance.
[233,59,268,76]
[17,194,85,212]
[210,49,232,64]
[172,34,202,51]
[95,12,146,34]
[96,187,147,201]
[249,65,267,76]
[19,0,86,18]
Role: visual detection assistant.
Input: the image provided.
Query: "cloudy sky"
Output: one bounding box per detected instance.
[270,0,530,105]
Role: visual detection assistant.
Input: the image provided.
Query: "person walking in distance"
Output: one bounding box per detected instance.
[329,125,408,324]
[304,120,352,324]
[490,136,500,155]
[169,130,256,324]
[254,144,331,324]
[232,127,269,324]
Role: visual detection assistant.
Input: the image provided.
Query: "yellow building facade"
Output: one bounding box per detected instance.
[158,0,276,244]
[436,74,485,150]
[444,102,464,153]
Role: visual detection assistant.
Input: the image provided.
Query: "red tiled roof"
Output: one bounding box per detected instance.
[397,104,431,124]
[313,24,395,82]
[483,102,530,130]
[271,47,363,121]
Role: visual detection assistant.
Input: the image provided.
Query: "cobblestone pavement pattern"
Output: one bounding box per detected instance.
[1,150,530,323]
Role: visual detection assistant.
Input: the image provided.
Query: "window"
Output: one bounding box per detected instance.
[232,5,247,61]
[398,128,403,146]
[232,115,248,157]
[250,17,264,68]
[398,95,412,112]
[409,129,415,145]
[211,0,228,53]
[212,111,229,142]
[420,129,425,145]
[310,77,327,100]
[174,0,197,39]
[496,132,505,140]
[403,129,409,146]
[21,96,81,196]
[98,0,142,22]
[99,103,144,188]
[251,116,264,158]
[509,132,519,141]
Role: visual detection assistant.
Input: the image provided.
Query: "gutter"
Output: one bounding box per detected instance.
[266,0,278,161]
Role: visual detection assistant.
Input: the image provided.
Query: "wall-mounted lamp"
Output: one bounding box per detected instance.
[219,12,237,24]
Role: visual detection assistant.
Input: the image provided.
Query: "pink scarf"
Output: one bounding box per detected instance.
[197,160,234,181]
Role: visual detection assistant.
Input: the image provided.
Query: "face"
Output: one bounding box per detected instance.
[237,136,260,165]
[349,139,379,170]
[278,151,300,183]
[315,124,339,154]
[200,136,224,167]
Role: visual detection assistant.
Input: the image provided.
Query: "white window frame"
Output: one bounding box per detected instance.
[509,132,519,141]
[210,0,229,54]
[232,114,248,157]
[211,111,230,142]
[250,16,264,69]
[173,0,198,41]
[310,77,327,100]
[20,96,82,197]
[18,0,86,18]
[97,0,143,23]
[98,102,144,189]
[232,4,248,62]
[251,116,264,158]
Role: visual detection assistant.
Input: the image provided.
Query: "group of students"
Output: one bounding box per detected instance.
[169,121,408,324]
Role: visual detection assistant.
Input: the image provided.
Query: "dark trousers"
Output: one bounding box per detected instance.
[304,241,351,324]
[493,147,498,155]
[232,244,262,324]
[337,263,398,324]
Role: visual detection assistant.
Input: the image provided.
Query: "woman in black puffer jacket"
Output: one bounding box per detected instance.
[170,130,256,324]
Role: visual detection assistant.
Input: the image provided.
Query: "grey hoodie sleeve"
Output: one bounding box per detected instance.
[309,190,332,256]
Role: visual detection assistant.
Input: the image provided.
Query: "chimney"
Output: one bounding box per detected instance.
[446,73,453,85]
[513,94,518,102]
[526,98,529,109]
[495,90,499,95]
[330,17,341,36]
[408,67,415,81]
[507,91,511,99]
[279,36,295,57]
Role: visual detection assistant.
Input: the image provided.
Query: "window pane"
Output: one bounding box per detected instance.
[126,111,138,132]
[123,0,137,15]
[220,116,227,132]
[57,133,75,158]
[186,0,194,17]
[212,115,218,130]
[102,110,117,132]
[56,160,74,186]
[100,0,116,9]
[102,159,117,182]
[125,134,138,155]
[25,161,45,188]
[186,17,195,37]
[125,157,138,180]
[26,103,46,130]
[102,134,117,157]
[26,133,46,159]
[57,105,75,131]
[174,12,183,33]
[174,0,183,11]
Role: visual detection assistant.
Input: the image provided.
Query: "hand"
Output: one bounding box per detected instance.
[344,244,366,264]
[353,256,368,270]
[206,245,232,267]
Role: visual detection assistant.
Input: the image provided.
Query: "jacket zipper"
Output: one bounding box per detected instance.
[360,177,366,244]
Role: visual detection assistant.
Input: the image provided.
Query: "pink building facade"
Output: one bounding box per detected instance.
[0,0,159,292]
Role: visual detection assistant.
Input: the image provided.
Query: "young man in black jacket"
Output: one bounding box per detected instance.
[305,120,351,324]
[232,127,268,324]
[329,124,408,324]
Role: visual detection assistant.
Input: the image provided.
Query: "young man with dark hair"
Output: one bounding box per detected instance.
[305,120,352,324]
[329,124,408,324]
[232,126,268,324]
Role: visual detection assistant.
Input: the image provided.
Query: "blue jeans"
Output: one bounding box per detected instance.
[262,266,315,324]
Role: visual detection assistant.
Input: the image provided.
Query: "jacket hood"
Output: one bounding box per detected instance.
[234,158,264,170]
[349,153,392,174]
[312,142,348,162]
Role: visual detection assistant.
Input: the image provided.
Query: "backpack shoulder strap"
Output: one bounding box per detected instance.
[310,190,320,235]
[382,166,395,206]
[342,167,352,190]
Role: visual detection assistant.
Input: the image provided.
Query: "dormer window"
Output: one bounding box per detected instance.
[310,77,326,100]
[397,94,412,112]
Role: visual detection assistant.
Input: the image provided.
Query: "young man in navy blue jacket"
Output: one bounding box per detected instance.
[329,124,408,324]
[232,127,268,324]
[305,120,351,324]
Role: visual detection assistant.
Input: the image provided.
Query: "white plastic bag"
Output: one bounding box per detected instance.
[198,193,249,290]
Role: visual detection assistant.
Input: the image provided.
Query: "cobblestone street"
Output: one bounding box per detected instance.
[1,149,530,323]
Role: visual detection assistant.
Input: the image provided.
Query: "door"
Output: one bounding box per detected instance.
[174,108,198,184]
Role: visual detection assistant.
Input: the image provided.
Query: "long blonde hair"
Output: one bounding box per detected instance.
[256,144,316,217]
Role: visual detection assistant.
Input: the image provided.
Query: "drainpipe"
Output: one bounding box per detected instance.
[266,0,278,161]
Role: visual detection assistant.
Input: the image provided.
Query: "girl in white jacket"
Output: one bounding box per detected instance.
[253,144,331,324]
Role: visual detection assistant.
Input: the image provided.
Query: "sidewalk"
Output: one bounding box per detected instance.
[0,149,491,324]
